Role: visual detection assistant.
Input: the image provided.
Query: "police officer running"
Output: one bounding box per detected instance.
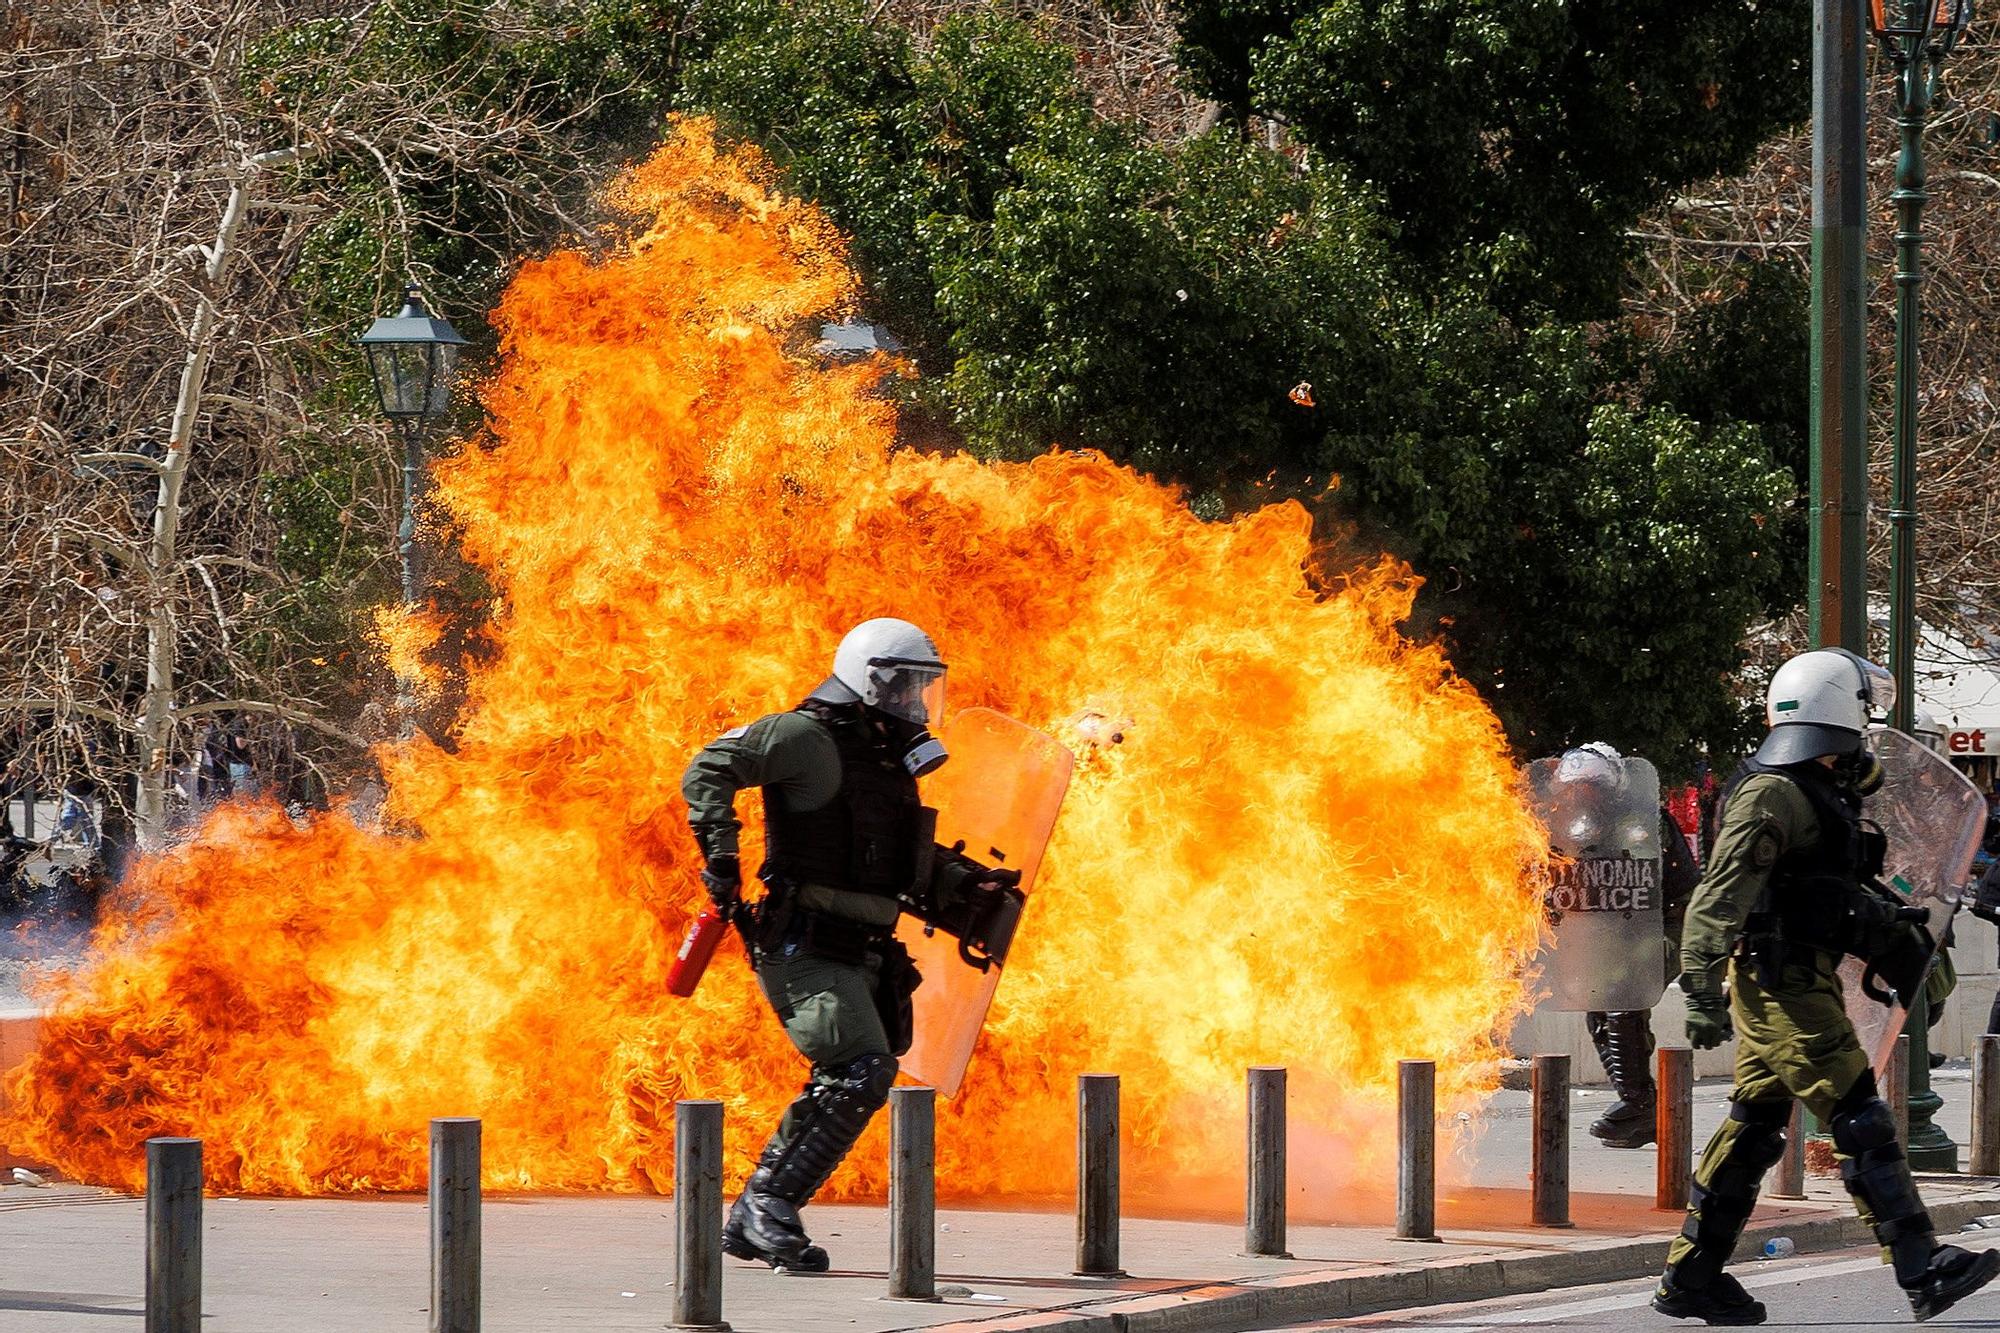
[1654,649,2000,1324]
[681,618,1014,1272]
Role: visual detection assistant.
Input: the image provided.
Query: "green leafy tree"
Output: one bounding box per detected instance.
[226,0,1811,767]
[677,0,1803,763]
[1175,0,1811,317]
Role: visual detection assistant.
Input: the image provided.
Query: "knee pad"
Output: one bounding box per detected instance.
[1688,1103,1789,1233]
[1730,1098,1792,1129]
[1831,1096,1899,1160]
[1714,1099,1790,1181]
[1831,1088,1929,1238]
[824,1052,898,1109]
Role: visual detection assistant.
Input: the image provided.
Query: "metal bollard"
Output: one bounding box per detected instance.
[1654,1047,1693,1212]
[1531,1054,1572,1227]
[1396,1060,1437,1241]
[1770,1101,1807,1200]
[889,1087,939,1301]
[146,1137,202,1333]
[430,1118,481,1333]
[1975,1035,2000,1177]
[1245,1066,1290,1257]
[1887,1034,1911,1149]
[673,1101,731,1331]
[1075,1074,1125,1276]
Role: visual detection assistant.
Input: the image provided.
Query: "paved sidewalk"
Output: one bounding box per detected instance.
[4,1073,1999,1333]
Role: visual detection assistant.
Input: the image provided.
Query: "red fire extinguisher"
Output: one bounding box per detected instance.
[667,907,732,997]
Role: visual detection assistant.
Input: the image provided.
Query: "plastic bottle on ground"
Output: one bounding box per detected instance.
[1761,1237,1795,1259]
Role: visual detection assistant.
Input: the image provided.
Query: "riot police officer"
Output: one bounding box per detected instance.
[1564,743,1700,1149]
[1654,649,2000,1324]
[682,617,1009,1272]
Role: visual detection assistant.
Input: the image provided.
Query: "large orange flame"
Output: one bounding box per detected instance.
[3,121,1547,1200]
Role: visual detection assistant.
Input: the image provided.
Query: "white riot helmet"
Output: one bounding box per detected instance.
[811,618,948,776]
[1556,741,1627,791]
[1913,705,1947,754]
[827,617,947,725]
[1756,648,1896,766]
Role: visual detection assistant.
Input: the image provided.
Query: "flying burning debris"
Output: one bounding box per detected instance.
[2,120,1546,1199]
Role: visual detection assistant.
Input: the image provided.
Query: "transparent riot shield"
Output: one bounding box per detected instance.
[1527,755,1666,1012]
[897,708,1073,1098]
[1841,727,1986,1075]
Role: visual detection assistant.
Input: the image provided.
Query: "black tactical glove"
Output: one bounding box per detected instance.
[1861,920,1935,1008]
[1853,883,1927,924]
[699,854,741,908]
[1688,996,1736,1048]
[970,866,1023,897]
[1688,976,1736,1048]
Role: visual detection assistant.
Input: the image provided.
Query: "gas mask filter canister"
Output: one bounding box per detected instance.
[903,729,948,778]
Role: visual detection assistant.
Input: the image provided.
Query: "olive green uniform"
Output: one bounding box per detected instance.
[1676,774,1872,1119]
[1661,768,1934,1296]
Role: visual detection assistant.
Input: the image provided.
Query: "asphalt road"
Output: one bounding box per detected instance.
[1267,1231,2000,1331]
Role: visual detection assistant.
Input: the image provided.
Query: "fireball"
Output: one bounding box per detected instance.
[3,119,1547,1200]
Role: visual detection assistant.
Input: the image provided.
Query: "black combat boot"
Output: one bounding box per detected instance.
[723,1182,830,1273]
[1653,1099,1789,1325]
[1826,1077,2000,1322]
[722,1053,896,1273]
[1587,1010,1657,1148]
[1652,1270,1768,1325]
[1904,1244,2000,1321]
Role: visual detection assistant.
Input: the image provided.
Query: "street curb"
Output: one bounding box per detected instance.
[913,1192,2000,1333]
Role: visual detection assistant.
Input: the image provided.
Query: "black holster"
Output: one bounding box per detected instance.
[873,938,923,1057]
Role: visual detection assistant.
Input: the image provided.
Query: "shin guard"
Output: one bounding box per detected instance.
[1831,1074,1934,1286]
[1668,1098,1790,1289]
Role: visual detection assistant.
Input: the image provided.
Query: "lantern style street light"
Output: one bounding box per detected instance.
[1869,0,1972,735]
[359,284,467,605]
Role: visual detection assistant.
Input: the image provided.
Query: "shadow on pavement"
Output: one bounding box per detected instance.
[0,1289,142,1316]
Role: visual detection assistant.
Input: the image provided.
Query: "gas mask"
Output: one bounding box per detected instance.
[1834,747,1886,797]
[874,713,947,777]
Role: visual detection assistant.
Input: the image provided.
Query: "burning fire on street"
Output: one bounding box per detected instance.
[3,120,1548,1202]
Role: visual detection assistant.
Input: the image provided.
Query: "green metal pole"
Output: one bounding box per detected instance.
[1906,988,1956,1170]
[1887,1,1955,1171]
[1809,0,1870,653]
[1887,10,1933,736]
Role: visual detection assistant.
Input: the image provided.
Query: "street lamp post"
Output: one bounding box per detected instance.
[1870,0,1971,733]
[359,284,468,605]
[1870,0,1972,1175]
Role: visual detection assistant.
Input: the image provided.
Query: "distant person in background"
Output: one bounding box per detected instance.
[0,806,33,914]
[56,780,98,854]
[1965,815,2000,1036]
[197,720,253,804]
[1578,746,1702,1149]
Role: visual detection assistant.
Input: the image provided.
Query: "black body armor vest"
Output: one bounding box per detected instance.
[1734,758,1883,960]
[762,701,925,898]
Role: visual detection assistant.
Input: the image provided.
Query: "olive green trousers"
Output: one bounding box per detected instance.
[1664,958,1888,1275]
[755,948,889,1155]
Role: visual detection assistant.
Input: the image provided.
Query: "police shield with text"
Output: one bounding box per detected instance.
[1529,745,1668,1014]
[681,618,1039,1272]
[1535,744,1698,1148]
[1655,649,2000,1325]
